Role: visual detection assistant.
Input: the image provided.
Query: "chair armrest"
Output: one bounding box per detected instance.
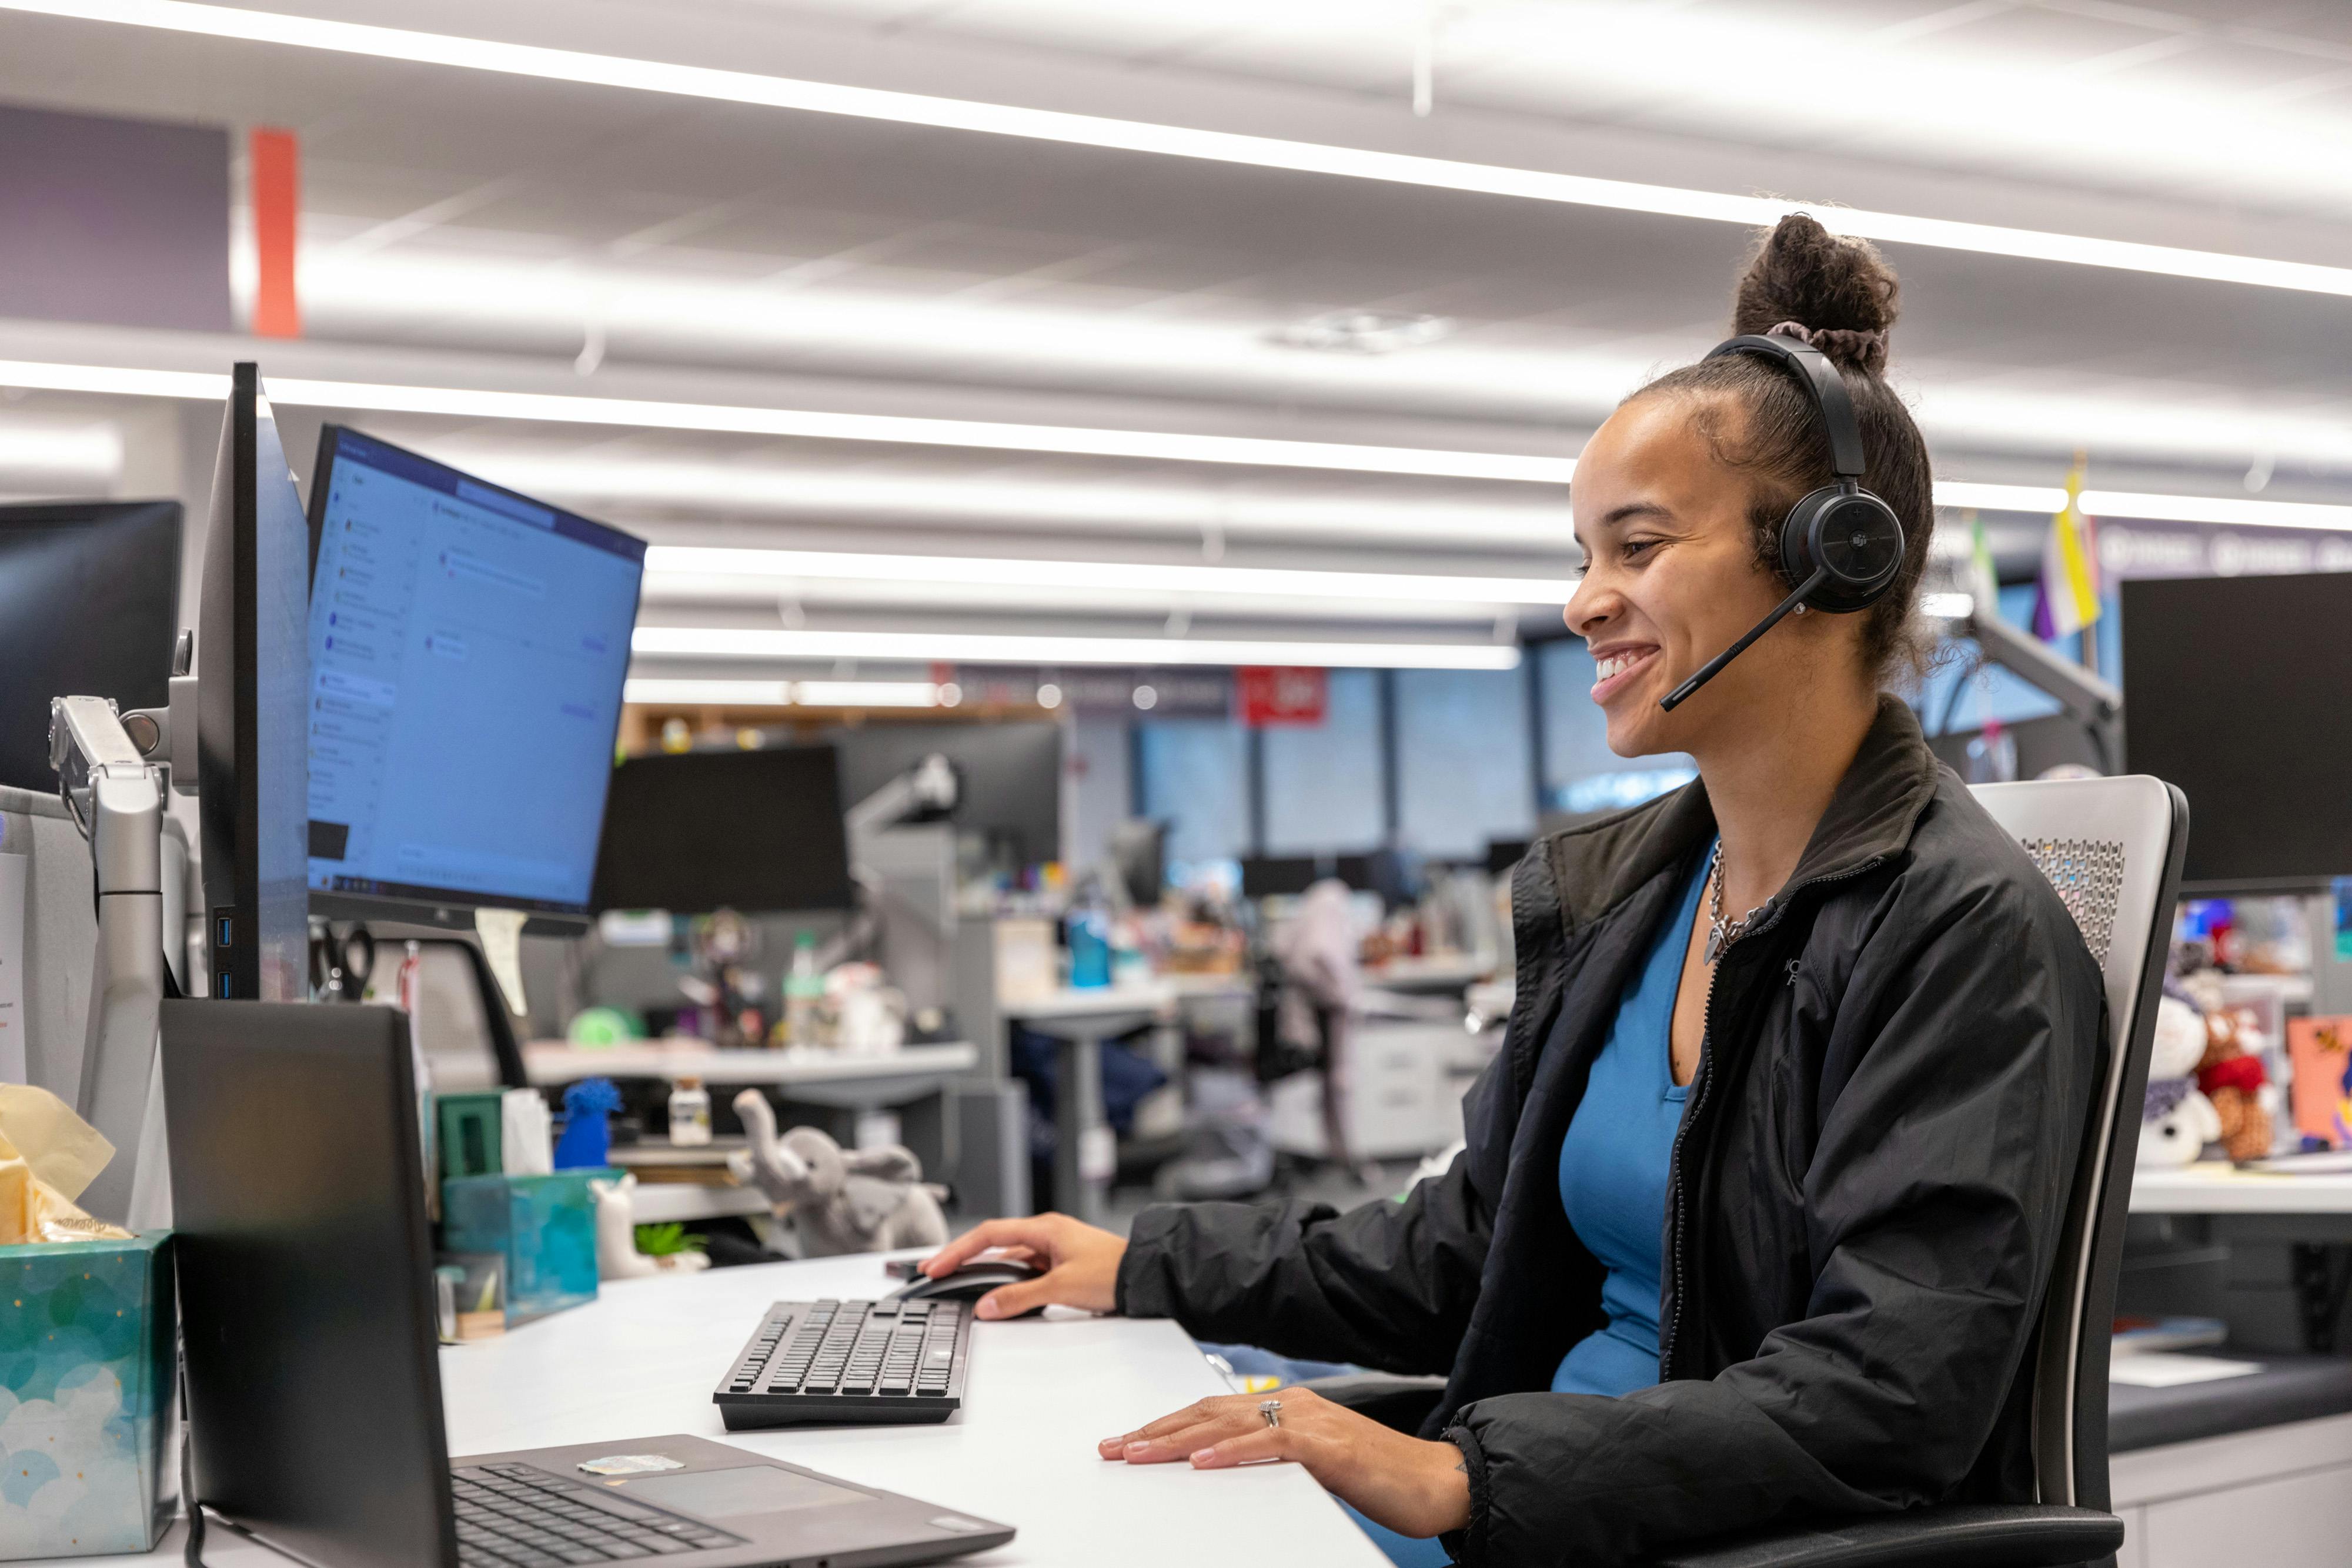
[1649,1503,2123,1568]
[1296,1373,1447,1434]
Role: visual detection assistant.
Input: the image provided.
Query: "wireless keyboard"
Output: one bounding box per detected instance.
[713,1298,970,1430]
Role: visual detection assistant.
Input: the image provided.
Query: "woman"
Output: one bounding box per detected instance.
[922,215,2105,1566]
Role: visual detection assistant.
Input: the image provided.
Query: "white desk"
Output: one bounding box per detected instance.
[52,1253,1378,1568]
[2130,1162,2352,1219]
[1002,987,1175,1226]
[525,1042,979,1093]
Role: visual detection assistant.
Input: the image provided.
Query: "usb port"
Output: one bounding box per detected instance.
[216,975,232,998]
[215,915,233,948]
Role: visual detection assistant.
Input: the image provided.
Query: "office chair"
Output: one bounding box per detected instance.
[1311,775,2189,1568]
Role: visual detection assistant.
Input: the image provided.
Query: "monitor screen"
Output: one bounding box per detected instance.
[822,721,1061,868]
[593,746,853,914]
[2121,570,2352,892]
[305,427,644,920]
[0,500,179,791]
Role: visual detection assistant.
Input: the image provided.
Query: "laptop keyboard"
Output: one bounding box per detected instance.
[450,1463,744,1567]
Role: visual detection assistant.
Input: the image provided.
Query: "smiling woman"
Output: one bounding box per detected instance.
[920,215,2107,1567]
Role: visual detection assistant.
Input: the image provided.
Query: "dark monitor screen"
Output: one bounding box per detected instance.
[593,745,853,914]
[1241,853,1374,899]
[2121,571,2352,891]
[305,426,644,923]
[0,499,179,791]
[823,721,1061,867]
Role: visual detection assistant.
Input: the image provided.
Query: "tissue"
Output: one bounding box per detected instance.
[0,1085,132,1245]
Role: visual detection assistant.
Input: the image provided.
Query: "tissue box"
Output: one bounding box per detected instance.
[439,1172,610,1326]
[0,1231,175,1560]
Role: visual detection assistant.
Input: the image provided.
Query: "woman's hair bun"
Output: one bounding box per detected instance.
[1730,213,1899,375]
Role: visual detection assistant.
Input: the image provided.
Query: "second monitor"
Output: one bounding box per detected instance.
[594,746,853,915]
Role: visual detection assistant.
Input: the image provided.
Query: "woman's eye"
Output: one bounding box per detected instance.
[1620,537,1661,561]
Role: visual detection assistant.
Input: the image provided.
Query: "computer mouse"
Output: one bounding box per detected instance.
[893,1258,1047,1316]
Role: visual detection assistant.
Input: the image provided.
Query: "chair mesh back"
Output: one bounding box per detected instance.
[1970,778,2186,1519]
[2019,839,2125,968]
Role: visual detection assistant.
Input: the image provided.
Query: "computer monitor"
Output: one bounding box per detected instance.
[0,499,181,791]
[824,721,1061,868]
[1108,819,1165,907]
[593,745,853,914]
[2122,571,2352,892]
[1241,852,1374,899]
[304,426,644,927]
[198,364,310,1001]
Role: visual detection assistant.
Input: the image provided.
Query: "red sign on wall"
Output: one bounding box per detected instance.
[1237,666,1328,727]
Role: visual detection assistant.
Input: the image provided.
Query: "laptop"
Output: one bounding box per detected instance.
[161,1000,1014,1568]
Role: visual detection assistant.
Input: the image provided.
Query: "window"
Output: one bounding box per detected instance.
[1261,670,1383,854]
[1394,668,1534,857]
[1135,718,1250,866]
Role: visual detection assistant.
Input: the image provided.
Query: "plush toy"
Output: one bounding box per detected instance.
[729,1089,950,1256]
[588,1171,713,1281]
[2140,996,2224,1168]
[2196,1005,2278,1164]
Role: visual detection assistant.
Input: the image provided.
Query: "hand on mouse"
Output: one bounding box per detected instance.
[918,1213,1125,1319]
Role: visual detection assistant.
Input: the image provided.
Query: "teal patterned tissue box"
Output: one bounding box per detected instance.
[440,1171,607,1326]
[0,1231,175,1559]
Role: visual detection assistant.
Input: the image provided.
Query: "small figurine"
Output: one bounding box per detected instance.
[729,1089,949,1256]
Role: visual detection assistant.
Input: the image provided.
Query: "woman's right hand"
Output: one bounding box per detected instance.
[918,1213,1127,1319]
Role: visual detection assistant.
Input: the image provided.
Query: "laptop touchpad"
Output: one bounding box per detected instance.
[622,1466,865,1519]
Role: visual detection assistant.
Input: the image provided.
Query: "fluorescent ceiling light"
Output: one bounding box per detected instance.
[621,677,943,707]
[9,0,2352,297]
[632,625,1521,670]
[0,358,1571,483]
[643,546,1578,606]
[1935,480,2352,533]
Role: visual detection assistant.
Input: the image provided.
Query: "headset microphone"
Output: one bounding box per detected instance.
[1655,333,1906,713]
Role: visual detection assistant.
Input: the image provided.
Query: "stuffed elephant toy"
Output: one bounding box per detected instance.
[729,1089,950,1256]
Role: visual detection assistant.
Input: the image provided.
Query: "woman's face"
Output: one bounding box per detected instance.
[1563,393,1853,760]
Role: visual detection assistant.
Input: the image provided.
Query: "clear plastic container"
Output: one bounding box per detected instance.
[668,1076,712,1146]
[783,932,825,1047]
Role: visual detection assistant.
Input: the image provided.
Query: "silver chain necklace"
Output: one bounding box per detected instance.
[1703,842,1770,964]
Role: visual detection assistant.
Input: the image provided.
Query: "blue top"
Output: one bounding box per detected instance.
[1551,845,1710,1398]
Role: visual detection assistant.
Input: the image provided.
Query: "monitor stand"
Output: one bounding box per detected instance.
[333,918,530,1089]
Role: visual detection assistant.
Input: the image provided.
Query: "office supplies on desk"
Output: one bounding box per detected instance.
[161,999,1012,1568]
[714,1298,971,1430]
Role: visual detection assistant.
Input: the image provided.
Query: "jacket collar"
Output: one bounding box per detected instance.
[1541,694,1943,933]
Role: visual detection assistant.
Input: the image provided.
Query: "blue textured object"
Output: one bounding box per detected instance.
[0,1232,175,1560]
[440,1171,611,1325]
[552,1078,622,1170]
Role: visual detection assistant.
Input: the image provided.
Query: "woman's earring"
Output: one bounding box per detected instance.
[1793,603,1809,616]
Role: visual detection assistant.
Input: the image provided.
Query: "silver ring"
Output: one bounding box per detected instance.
[1259,1399,1282,1429]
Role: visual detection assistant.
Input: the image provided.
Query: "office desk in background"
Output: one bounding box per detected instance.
[524,1043,980,1223]
[1002,984,1176,1228]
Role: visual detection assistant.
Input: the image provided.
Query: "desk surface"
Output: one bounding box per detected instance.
[2130,1162,2352,1213]
[524,1042,978,1086]
[429,1252,1381,1566]
[62,1253,1380,1568]
[999,983,1176,1022]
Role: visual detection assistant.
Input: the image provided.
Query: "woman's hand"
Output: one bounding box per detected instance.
[917,1213,1127,1319]
[1097,1386,1472,1541]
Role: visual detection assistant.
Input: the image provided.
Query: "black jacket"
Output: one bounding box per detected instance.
[1117,699,2106,1565]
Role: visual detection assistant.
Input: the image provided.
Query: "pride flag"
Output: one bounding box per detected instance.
[2032,460,2102,640]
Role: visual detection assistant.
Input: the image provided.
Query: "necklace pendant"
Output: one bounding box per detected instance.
[1703,928,1724,965]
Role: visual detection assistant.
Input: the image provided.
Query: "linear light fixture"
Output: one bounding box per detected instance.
[643,546,1578,606]
[12,356,2352,532]
[0,359,1572,483]
[1934,480,2352,533]
[9,0,2352,297]
[631,625,1522,670]
[620,677,943,707]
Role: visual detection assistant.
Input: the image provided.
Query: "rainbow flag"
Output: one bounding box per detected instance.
[2032,460,2102,640]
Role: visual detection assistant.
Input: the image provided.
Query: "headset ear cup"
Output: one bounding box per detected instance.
[1788,490,1904,613]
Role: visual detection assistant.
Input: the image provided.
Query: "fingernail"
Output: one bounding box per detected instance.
[1190,1449,1215,1466]
[974,1298,997,1319]
[1125,1440,1150,1454]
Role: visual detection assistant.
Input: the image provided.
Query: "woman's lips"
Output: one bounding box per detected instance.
[1589,646,1660,705]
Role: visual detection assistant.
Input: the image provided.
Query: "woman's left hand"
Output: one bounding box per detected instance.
[1097,1386,1472,1540]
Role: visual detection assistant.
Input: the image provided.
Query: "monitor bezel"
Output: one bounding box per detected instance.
[303,423,645,933]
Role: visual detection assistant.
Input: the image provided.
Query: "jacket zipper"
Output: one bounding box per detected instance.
[1658,854,1887,1378]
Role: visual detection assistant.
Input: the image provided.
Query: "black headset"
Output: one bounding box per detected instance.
[1657,333,1907,711]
